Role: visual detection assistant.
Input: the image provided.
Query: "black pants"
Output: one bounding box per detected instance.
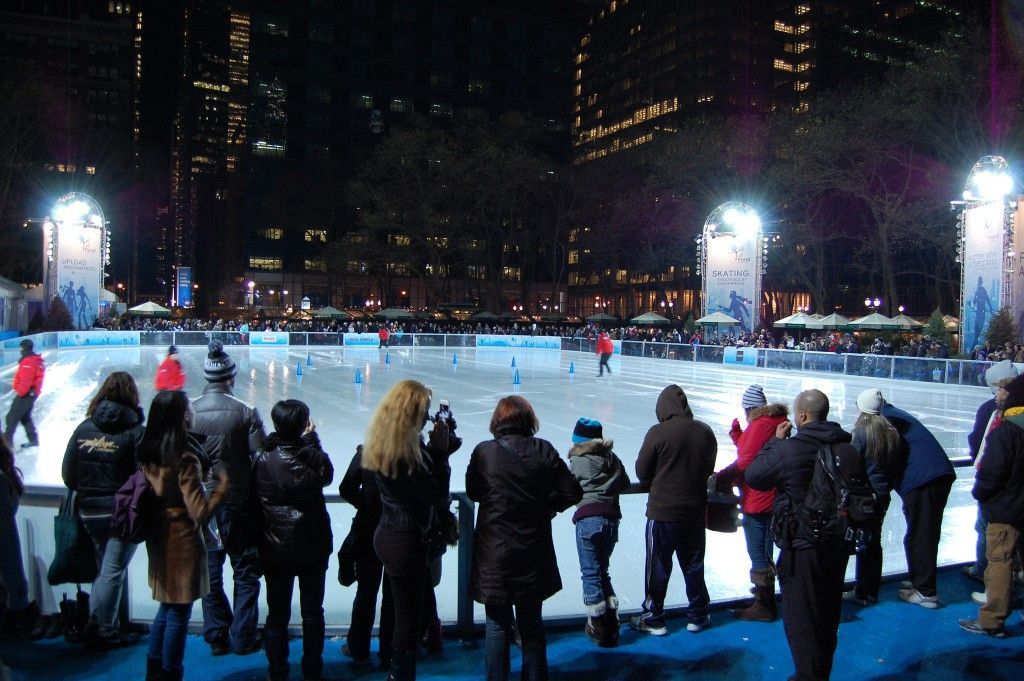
[778,547,849,681]
[4,394,37,446]
[851,495,891,600]
[348,543,394,662]
[264,568,326,681]
[598,353,611,375]
[901,475,953,597]
[641,515,710,623]
[374,527,426,666]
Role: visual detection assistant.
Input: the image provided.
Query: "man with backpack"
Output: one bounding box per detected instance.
[746,389,859,681]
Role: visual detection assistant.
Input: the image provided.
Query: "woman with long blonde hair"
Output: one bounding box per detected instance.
[363,380,460,681]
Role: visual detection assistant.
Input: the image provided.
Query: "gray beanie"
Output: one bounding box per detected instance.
[204,339,237,382]
[985,360,1018,394]
[741,384,767,411]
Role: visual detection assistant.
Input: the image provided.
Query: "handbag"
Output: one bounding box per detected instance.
[336,519,358,587]
[47,491,99,586]
[110,468,156,544]
[705,473,741,534]
[422,508,459,561]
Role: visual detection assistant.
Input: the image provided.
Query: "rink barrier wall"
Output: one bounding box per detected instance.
[1,330,1000,389]
[8,330,982,635]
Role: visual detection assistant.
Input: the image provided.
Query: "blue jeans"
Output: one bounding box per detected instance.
[202,544,261,650]
[575,516,618,610]
[742,513,774,571]
[642,515,710,623]
[91,537,137,638]
[484,600,546,681]
[148,602,193,673]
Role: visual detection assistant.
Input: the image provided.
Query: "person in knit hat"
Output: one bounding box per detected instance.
[964,360,1019,581]
[567,418,630,646]
[191,339,266,655]
[716,384,788,622]
[849,388,954,609]
[154,345,186,392]
[960,373,1024,638]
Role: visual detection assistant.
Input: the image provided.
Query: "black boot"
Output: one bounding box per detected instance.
[145,657,163,681]
[585,615,608,647]
[603,596,620,647]
[384,650,416,681]
[161,667,183,681]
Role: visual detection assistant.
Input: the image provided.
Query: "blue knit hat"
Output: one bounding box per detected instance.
[572,418,603,443]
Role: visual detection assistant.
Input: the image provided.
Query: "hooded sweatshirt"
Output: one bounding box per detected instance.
[636,384,718,521]
[568,438,631,523]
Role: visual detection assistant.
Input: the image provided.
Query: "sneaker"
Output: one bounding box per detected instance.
[961,565,985,582]
[958,618,1007,639]
[686,615,711,633]
[341,643,369,663]
[898,588,940,609]
[234,630,264,655]
[629,614,668,636]
[972,592,987,605]
[842,590,877,607]
[208,636,230,656]
[900,580,913,589]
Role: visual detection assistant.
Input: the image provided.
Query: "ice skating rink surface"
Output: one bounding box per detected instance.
[3,345,985,619]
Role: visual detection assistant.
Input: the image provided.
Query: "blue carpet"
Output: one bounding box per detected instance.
[2,567,1022,680]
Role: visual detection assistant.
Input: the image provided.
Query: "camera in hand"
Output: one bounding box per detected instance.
[433,400,456,430]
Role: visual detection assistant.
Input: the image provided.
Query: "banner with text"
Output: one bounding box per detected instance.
[176,266,193,308]
[1012,198,1024,343]
[704,235,758,333]
[476,335,562,350]
[56,225,102,330]
[249,331,289,346]
[961,202,1005,353]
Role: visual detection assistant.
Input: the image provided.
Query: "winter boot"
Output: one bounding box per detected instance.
[734,568,777,622]
[602,596,620,647]
[384,650,416,681]
[584,600,607,646]
[422,617,443,653]
[144,657,163,681]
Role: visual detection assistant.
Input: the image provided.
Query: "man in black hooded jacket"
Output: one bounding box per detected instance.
[746,389,852,681]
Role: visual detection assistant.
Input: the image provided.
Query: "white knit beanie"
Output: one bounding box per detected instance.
[856,388,884,416]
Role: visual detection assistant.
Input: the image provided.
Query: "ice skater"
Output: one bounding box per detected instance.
[728,290,752,332]
[971,276,994,350]
[4,339,44,450]
[596,329,613,376]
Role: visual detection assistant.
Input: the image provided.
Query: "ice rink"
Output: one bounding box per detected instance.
[4,344,985,621]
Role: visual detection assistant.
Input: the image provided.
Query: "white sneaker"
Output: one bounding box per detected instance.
[898,588,940,609]
[686,615,711,633]
[971,591,987,605]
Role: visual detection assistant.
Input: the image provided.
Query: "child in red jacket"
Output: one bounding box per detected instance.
[154,345,186,391]
[716,384,789,622]
[4,339,44,449]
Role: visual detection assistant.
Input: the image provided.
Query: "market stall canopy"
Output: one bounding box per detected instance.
[127,301,171,317]
[630,311,671,325]
[816,313,851,330]
[374,308,415,320]
[586,312,619,322]
[773,311,820,329]
[850,312,901,330]
[892,313,924,330]
[695,311,741,326]
[471,311,501,321]
[313,305,351,319]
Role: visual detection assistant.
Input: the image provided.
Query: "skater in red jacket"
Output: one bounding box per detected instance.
[4,339,45,449]
[154,345,186,391]
[596,331,614,377]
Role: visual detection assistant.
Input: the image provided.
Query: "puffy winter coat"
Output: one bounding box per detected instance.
[467,431,582,606]
[154,356,185,391]
[254,431,334,572]
[718,403,788,514]
[61,399,145,519]
[568,438,630,521]
[969,397,998,461]
[974,409,1024,527]
[745,419,852,550]
[636,385,717,521]
[12,351,44,397]
[595,334,614,355]
[191,382,266,511]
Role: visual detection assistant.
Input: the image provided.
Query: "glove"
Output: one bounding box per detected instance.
[730,418,741,433]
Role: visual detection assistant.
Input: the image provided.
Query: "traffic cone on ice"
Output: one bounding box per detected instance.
[511,356,517,369]
[569,361,575,375]
[306,352,313,367]
[452,353,458,366]
[354,369,362,384]
[513,370,521,386]
[385,352,391,365]
[296,362,303,377]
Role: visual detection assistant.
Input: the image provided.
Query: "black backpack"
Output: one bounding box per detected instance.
[775,442,879,554]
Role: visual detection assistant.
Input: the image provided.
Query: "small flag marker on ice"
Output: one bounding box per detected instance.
[568,361,575,374]
[354,370,362,384]
[513,370,521,386]
[296,362,303,377]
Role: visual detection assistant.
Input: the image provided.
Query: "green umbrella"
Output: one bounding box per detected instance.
[629,311,671,325]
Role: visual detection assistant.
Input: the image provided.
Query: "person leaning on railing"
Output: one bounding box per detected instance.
[0,437,40,640]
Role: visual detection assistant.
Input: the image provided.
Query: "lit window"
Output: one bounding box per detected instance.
[430,102,452,119]
[262,228,283,240]
[86,166,97,175]
[350,93,373,109]
[249,256,282,270]
[773,58,794,72]
[468,79,488,94]
[568,250,579,264]
[390,98,412,113]
[502,267,521,281]
[304,229,327,242]
[304,259,327,272]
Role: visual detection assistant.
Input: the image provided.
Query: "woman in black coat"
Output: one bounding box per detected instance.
[254,400,334,681]
[61,371,146,645]
[467,395,582,681]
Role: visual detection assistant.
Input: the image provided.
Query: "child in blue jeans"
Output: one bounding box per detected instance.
[568,418,631,647]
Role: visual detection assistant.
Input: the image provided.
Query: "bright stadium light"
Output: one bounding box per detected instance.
[962,156,1014,202]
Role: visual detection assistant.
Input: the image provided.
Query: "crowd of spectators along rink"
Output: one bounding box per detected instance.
[2,323,1022,681]
[89,314,965,357]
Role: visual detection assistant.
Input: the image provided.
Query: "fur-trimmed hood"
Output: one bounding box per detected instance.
[748,403,788,422]
[568,438,615,458]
